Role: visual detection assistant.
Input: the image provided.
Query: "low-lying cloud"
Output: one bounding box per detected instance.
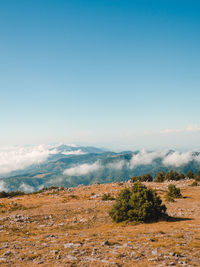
[63,160,127,176]
[1,143,200,179]
[0,145,57,175]
[129,150,168,168]
[107,160,126,170]
[19,183,34,193]
[63,149,200,176]
[62,149,86,156]
[0,180,8,191]
[63,162,101,176]
[163,151,196,167]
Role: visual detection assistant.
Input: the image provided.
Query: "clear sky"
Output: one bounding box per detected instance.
[0,0,200,150]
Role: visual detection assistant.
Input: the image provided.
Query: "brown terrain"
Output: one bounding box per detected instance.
[0,180,200,266]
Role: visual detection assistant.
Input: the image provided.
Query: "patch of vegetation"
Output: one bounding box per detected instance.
[109,182,166,223]
[101,193,115,201]
[0,191,25,198]
[69,194,79,199]
[186,170,195,179]
[33,186,61,194]
[0,202,27,213]
[165,195,175,202]
[195,170,200,182]
[154,171,165,182]
[165,184,182,200]
[190,181,198,187]
[130,174,153,182]
[155,170,185,182]
[131,170,198,184]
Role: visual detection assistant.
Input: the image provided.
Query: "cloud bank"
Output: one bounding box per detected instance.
[0,180,8,191]
[63,162,101,176]
[19,183,34,193]
[0,145,57,175]
[107,160,126,170]
[63,159,129,176]
[129,150,168,168]
[161,124,200,134]
[63,149,200,176]
[1,143,200,179]
[162,151,194,167]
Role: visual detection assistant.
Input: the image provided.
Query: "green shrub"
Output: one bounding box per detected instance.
[165,171,185,181]
[130,174,153,182]
[190,181,198,187]
[165,195,175,202]
[166,184,182,199]
[101,193,115,201]
[154,171,165,182]
[186,170,195,179]
[109,182,166,223]
[0,191,25,198]
[195,170,200,182]
[154,170,186,183]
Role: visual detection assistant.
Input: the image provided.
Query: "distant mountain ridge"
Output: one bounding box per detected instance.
[0,145,200,192]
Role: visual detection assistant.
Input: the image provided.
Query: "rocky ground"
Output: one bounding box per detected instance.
[0,180,200,266]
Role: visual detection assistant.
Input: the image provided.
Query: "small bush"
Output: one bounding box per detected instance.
[130,174,153,182]
[154,171,165,182]
[109,182,166,223]
[102,193,115,201]
[186,170,195,179]
[166,184,182,199]
[0,191,25,198]
[195,170,200,182]
[165,171,185,181]
[165,195,175,202]
[190,181,198,187]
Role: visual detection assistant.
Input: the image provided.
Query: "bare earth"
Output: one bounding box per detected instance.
[0,180,200,266]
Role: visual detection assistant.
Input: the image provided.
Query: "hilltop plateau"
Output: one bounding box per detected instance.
[0,180,200,266]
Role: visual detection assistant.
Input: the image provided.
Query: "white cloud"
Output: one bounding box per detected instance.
[186,125,200,132]
[0,145,58,175]
[160,129,182,134]
[161,124,200,135]
[129,150,168,168]
[107,160,126,170]
[0,180,8,191]
[19,183,34,193]
[37,184,44,191]
[66,144,78,147]
[63,161,101,176]
[47,176,64,185]
[195,154,200,162]
[62,149,86,156]
[162,151,194,167]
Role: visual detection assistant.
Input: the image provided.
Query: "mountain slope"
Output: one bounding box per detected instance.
[0,146,200,192]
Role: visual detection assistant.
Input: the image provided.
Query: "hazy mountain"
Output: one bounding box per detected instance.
[0,145,200,192]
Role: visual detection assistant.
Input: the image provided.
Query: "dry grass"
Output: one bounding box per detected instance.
[0,180,199,266]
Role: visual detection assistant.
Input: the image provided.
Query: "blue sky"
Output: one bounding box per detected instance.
[0,0,200,150]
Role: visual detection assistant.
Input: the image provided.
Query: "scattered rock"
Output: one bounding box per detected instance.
[101,240,110,246]
[66,255,77,261]
[91,247,98,256]
[3,251,11,257]
[4,243,9,248]
[64,243,82,248]
[152,249,158,255]
[51,250,59,255]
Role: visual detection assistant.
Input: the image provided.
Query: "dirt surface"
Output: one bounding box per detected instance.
[0,180,200,266]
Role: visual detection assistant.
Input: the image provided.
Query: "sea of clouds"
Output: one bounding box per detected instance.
[0,145,200,193]
[0,145,200,179]
[63,150,200,176]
